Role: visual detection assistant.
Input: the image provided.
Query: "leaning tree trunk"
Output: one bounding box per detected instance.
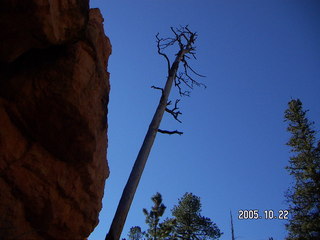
[106,26,200,240]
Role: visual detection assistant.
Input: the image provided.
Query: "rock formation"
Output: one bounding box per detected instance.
[0,1,111,239]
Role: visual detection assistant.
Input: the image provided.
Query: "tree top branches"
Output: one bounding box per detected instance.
[155,25,206,98]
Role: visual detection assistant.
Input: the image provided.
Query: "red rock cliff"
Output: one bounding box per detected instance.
[0,1,111,239]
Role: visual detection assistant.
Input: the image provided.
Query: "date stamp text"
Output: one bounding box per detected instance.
[238,209,289,220]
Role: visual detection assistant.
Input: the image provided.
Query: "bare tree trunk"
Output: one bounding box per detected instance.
[106,55,184,240]
[106,26,202,240]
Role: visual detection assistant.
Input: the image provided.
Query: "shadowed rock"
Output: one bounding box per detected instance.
[0,1,111,239]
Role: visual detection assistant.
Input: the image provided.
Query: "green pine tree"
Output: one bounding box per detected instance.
[143,192,167,240]
[158,218,177,240]
[128,226,144,240]
[284,99,320,239]
[171,193,222,240]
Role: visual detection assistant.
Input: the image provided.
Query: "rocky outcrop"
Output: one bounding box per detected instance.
[0,1,111,239]
[0,0,89,63]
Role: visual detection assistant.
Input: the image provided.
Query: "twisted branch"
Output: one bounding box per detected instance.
[156,25,206,98]
[165,99,182,123]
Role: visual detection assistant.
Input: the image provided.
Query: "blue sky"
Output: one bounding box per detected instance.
[88,1,320,240]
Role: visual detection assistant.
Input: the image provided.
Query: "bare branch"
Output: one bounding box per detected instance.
[157,25,206,97]
[151,85,164,93]
[183,60,206,78]
[175,74,191,97]
[158,129,183,135]
[182,63,206,89]
[165,99,182,123]
[156,33,171,75]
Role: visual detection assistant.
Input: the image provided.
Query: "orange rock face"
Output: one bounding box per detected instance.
[0,2,110,239]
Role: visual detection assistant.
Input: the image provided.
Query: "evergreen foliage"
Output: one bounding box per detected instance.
[143,193,166,240]
[158,218,177,240]
[129,192,222,240]
[128,226,144,240]
[284,99,320,239]
[171,193,222,240]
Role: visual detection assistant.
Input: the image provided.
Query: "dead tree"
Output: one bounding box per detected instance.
[105,26,205,240]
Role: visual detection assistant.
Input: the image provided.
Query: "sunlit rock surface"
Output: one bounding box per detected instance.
[0,1,111,239]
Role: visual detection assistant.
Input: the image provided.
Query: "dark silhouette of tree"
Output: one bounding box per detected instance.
[284,99,320,239]
[230,211,235,240]
[127,193,221,240]
[143,193,166,240]
[128,226,144,240]
[171,193,222,240]
[158,218,177,240]
[127,193,175,240]
[106,26,205,240]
